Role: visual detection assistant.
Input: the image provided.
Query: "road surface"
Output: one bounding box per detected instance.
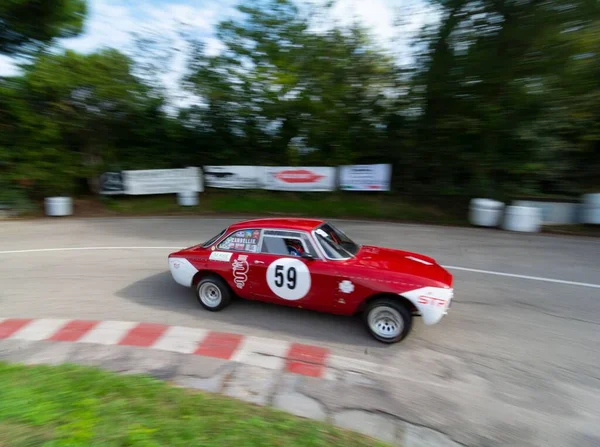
[1,217,599,446]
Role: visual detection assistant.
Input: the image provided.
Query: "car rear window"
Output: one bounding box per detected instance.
[217,229,261,253]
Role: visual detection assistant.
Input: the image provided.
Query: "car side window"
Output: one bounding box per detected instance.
[217,229,261,253]
[260,230,319,258]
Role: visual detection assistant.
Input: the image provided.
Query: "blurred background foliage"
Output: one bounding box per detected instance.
[0,0,599,202]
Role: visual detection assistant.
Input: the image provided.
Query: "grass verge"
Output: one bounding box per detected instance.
[101,191,466,225]
[0,362,387,447]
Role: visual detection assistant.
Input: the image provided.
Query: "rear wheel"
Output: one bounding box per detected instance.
[196,276,232,311]
[364,298,412,343]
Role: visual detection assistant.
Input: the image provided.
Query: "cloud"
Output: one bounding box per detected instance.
[54,0,238,109]
[330,0,397,43]
[0,55,19,76]
[61,0,234,54]
[305,0,440,63]
[205,37,226,56]
[62,0,136,53]
[1,0,439,94]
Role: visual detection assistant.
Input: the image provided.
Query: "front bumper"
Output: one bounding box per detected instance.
[402,287,454,325]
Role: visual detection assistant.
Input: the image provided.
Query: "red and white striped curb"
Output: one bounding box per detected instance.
[0,318,383,380]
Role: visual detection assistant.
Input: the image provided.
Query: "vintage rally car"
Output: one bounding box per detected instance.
[168,218,453,343]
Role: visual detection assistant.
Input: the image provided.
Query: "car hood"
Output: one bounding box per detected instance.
[354,245,452,287]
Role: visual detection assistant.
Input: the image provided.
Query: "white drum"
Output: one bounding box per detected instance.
[502,205,541,232]
[468,198,504,227]
[44,197,73,217]
[177,191,199,206]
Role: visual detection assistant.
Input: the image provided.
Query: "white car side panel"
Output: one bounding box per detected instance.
[401,287,454,325]
[168,257,198,287]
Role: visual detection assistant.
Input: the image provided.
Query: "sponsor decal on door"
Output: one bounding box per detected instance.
[232,255,249,289]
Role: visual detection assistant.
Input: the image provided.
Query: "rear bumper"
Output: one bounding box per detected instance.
[168,257,198,287]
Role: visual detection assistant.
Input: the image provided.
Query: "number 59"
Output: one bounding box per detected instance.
[275,265,297,290]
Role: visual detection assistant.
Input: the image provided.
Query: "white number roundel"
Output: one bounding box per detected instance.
[266,258,311,301]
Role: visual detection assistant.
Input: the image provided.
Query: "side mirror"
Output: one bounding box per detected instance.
[300,252,315,261]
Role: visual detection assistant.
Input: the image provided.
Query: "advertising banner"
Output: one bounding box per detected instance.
[204,166,265,189]
[123,167,203,195]
[339,164,392,191]
[263,166,336,191]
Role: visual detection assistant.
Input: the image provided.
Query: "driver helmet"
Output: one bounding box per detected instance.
[287,239,304,256]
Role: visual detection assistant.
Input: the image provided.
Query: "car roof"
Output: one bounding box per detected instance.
[227,218,325,232]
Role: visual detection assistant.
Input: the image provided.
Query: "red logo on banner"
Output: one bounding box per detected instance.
[274,169,325,184]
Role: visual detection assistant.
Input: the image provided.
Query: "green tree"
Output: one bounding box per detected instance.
[409,0,600,195]
[6,49,152,195]
[0,0,87,56]
[184,0,397,166]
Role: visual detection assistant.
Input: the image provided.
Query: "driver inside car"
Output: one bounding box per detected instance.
[286,239,304,257]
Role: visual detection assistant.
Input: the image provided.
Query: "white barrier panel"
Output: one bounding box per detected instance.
[204,166,265,189]
[339,164,392,191]
[263,167,336,192]
[123,167,203,195]
[582,193,600,224]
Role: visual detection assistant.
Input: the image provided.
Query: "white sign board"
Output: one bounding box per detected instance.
[263,167,336,191]
[123,167,203,195]
[339,164,392,191]
[204,166,265,189]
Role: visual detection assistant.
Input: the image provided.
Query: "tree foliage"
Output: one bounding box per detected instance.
[0,0,86,56]
[1,0,599,201]
[2,49,176,196]
[407,0,600,195]
[184,0,397,166]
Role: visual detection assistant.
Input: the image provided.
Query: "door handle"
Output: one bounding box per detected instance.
[253,260,265,265]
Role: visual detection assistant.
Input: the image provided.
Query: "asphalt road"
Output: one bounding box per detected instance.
[1,217,599,446]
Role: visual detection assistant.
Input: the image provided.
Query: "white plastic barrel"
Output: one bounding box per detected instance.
[44,197,73,217]
[469,198,505,227]
[177,191,198,207]
[513,200,579,225]
[582,193,600,224]
[502,206,541,232]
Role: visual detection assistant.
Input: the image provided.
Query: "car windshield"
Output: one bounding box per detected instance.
[314,223,360,259]
[201,229,226,248]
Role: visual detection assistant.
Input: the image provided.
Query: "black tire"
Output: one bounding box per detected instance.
[364,297,412,344]
[195,275,232,312]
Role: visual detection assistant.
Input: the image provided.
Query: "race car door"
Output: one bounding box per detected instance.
[247,230,341,312]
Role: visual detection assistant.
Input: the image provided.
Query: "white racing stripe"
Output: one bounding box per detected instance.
[152,326,208,354]
[444,265,600,289]
[231,336,289,370]
[10,319,67,341]
[0,246,598,289]
[77,321,137,345]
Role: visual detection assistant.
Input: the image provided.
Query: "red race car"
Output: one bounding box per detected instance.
[168,218,453,343]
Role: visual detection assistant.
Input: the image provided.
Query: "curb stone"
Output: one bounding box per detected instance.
[0,338,463,447]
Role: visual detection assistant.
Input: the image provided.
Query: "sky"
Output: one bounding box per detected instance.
[0,0,438,102]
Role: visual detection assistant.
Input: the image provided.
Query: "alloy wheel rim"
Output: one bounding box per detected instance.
[199,282,222,307]
[368,306,403,339]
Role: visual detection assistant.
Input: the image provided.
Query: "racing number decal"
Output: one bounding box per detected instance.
[266,258,311,301]
[274,265,296,289]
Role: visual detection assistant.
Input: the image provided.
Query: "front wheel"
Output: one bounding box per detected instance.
[196,276,232,311]
[364,298,412,343]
